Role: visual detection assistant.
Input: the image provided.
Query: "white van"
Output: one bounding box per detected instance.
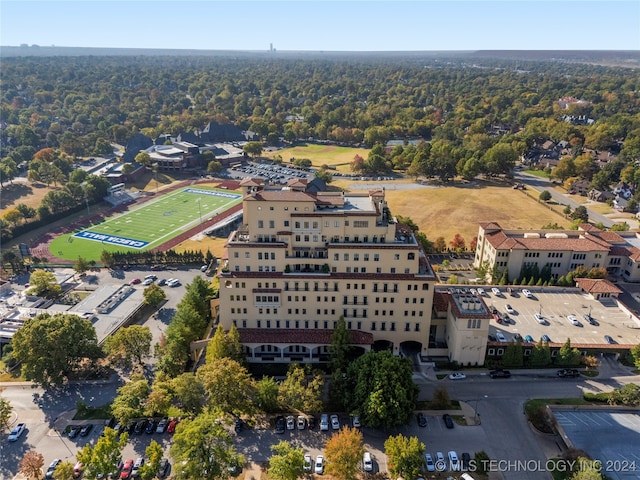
[363,452,373,472]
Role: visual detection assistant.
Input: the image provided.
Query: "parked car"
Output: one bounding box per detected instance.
[488,334,497,341]
[320,414,329,431]
[604,335,616,344]
[584,313,598,325]
[45,459,61,479]
[304,455,312,472]
[477,288,486,296]
[417,412,427,427]
[522,289,533,298]
[567,314,581,326]
[144,274,157,280]
[68,425,82,439]
[524,334,534,343]
[363,452,373,472]
[134,419,148,435]
[491,287,501,296]
[490,369,511,378]
[286,415,295,430]
[513,333,523,342]
[442,413,454,429]
[129,278,141,285]
[541,334,551,343]
[166,419,177,434]
[534,313,545,324]
[435,452,446,470]
[158,458,170,478]
[461,452,472,469]
[234,418,243,433]
[448,451,460,471]
[330,414,340,430]
[157,278,167,286]
[8,422,26,441]
[496,332,507,342]
[80,424,93,437]
[314,455,324,475]
[142,278,154,286]
[424,453,436,472]
[505,304,515,314]
[131,457,144,478]
[120,459,134,479]
[145,420,156,434]
[448,372,466,380]
[156,418,168,434]
[351,414,361,428]
[557,369,580,377]
[307,415,316,429]
[275,416,286,434]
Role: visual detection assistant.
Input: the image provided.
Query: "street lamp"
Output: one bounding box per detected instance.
[474,395,488,425]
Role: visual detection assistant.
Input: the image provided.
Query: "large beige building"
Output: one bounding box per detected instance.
[473,222,640,283]
[217,179,490,365]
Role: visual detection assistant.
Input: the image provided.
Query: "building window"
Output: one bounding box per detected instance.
[258,220,263,228]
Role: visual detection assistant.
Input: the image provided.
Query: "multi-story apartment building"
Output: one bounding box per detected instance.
[473,222,640,283]
[217,179,491,366]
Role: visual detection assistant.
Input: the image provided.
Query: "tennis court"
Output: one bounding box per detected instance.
[49,186,242,260]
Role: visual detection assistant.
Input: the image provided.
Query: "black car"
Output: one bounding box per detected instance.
[104,417,116,429]
[68,425,82,438]
[490,369,511,378]
[127,421,137,434]
[45,459,61,479]
[157,278,167,286]
[513,333,523,342]
[417,412,427,427]
[275,416,286,434]
[604,335,616,344]
[461,452,471,469]
[79,424,93,437]
[557,369,580,377]
[145,420,156,434]
[442,413,454,429]
[234,418,242,433]
[158,458,170,478]
[583,313,598,326]
[134,419,148,434]
[307,415,316,429]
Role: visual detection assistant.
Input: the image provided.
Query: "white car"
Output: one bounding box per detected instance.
[491,287,501,296]
[522,289,533,298]
[534,313,545,324]
[330,414,340,430]
[496,332,507,342]
[363,452,373,472]
[505,304,515,314]
[568,314,581,326]
[297,415,306,430]
[477,288,486,296]
[448,372,466,380]
[448,451,460,471]
[286,415,295,430]
[351,414,361,428]
[8,422,25,441]
[424,453,436,472]
[303,455,312,472]
[315,455,324,474]
[435,452,446,470]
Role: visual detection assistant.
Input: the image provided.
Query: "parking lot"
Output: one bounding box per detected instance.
[227,161,314,184]
[552,408,640,480]
[482,287,640,346]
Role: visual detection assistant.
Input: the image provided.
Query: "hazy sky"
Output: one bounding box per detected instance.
[2,0,639,51]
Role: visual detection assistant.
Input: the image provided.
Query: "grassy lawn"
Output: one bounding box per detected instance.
[522,169,550,178]
[48,186,242,262]
[74,403,112,421]
[262,144,370,173]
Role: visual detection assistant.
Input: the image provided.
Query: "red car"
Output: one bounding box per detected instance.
[167,419,178,434]
[120,459,134,479]
[129,278,141,285]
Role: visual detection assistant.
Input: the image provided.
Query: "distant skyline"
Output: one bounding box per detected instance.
[2,1,639,52]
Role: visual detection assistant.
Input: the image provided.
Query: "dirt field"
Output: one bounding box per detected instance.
[263,144,370,172]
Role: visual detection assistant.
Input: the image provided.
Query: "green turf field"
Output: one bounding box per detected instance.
[49,186,242,261]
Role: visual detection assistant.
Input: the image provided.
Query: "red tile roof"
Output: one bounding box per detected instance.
[574,278,622,294]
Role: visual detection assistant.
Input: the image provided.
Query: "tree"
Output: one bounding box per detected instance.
[0,398,12,431]
[571,205,589,223]
[268,441,306,480]
[143,283,166,307]
[51,461,75,480]
[607,383,640,406]
[502,340,524,367]
[384,434,425,480]
[170,412,241,480]
[630,344,640,370]
[111,374,150,424]
[430,387,451,409]
[207,160,223,175]
[103,325,152,371]
[139,440,164,480]
[450,233,466,253]
[346,351,417,428]
[170,373,205,416]
[197,357,256,415]
[19,450,45,480]
[76,427,129,479]
[135,152,152,167]
[529,339,551,367]
[278,363,324,413]
[539,190,552,202]
[569,457,605,480]
[27,269,63,298]
[255,376,280,413]
[73,256,91,275]
[121,163,134,175]
[557,338,581,366]
[243,142,263,158]
[11,313,102,386]
[325,427,364,480]
[434,236,447,253]
[329,316,351,408]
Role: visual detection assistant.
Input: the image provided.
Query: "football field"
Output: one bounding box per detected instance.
[49,186,242,261]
